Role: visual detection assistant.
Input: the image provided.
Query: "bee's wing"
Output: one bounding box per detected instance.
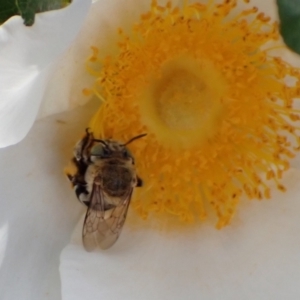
[82,184,132,251]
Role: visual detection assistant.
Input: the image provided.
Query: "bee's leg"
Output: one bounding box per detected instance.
[74,184,90,207]
[73,157,86,171]
[73,129,94,163]
[136,176,143,187]
[66,173,90,207]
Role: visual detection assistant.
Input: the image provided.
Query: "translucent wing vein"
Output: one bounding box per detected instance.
[82,184,132,251]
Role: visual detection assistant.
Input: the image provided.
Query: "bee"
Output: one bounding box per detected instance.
[66,129,146,251]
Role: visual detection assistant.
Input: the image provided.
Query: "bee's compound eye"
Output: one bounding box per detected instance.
[91,144,111,158]
[91,144,104,156]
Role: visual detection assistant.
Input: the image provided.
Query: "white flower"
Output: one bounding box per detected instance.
[2,1,300,300]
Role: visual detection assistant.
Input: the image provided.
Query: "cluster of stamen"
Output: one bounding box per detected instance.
[84,0,300,228]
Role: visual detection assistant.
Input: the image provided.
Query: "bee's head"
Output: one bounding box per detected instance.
[90,141,132,160]
[90,134,147,161]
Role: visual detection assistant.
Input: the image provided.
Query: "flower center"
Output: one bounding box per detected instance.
[140,57,227,147]
[156,68,207,130]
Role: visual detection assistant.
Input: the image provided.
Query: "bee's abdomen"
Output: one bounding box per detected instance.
[102,166,132,197]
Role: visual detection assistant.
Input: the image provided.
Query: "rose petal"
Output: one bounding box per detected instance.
[0,99,99,300]
[0,0,91,148]
[61,168,300,300]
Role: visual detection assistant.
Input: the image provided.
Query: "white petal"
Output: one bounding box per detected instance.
[61,168,300,300]
[0,99,99,300]
[0,0,91,148]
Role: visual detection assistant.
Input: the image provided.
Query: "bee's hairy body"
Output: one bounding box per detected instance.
[85,158,137,203]
[66,129,145,251]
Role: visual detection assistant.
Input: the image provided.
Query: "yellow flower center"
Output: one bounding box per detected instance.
[140,57,226,147]
[84,0,300,228]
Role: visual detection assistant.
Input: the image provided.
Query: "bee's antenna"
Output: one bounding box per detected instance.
[123,133,147,146]
[93,139,109,147]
